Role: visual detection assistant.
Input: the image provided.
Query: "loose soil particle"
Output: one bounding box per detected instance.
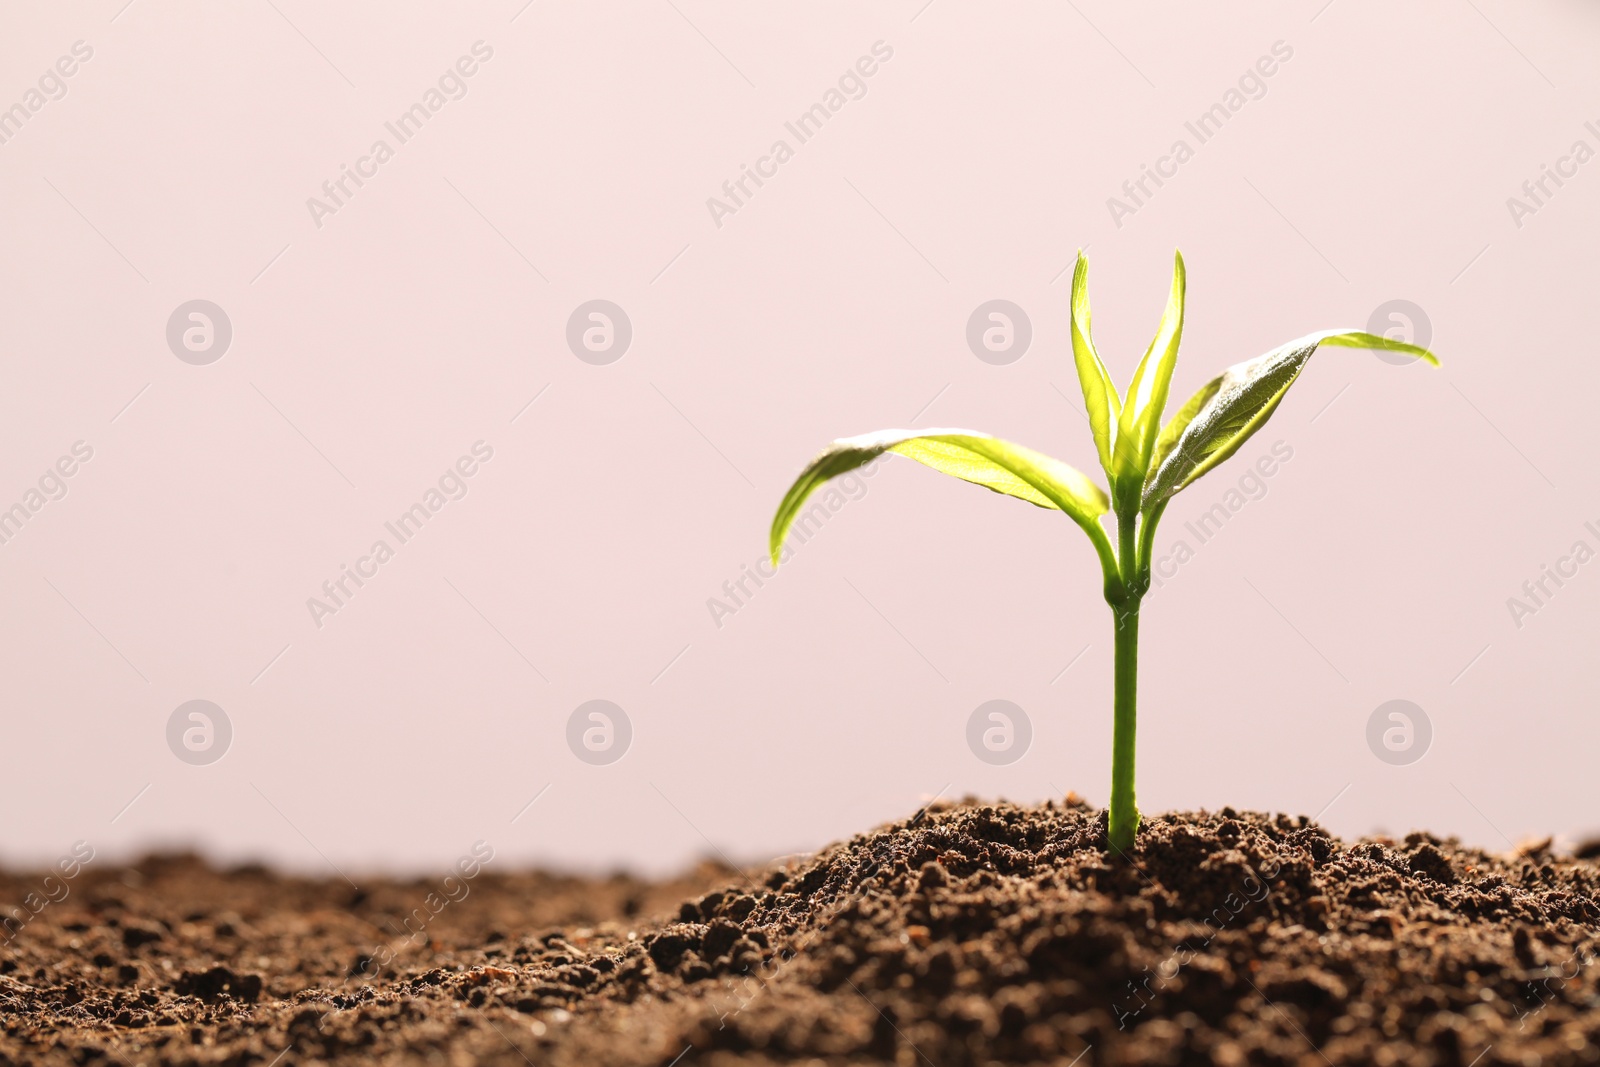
[3,798,1599,1065]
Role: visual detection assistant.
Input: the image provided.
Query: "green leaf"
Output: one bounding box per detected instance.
[1144,375,1220,485]
[1069,254,1123,480]
[1117,250,1187,476]
[1315,330,1441,365]
[1141,329,1438,508]
[770,428,1110,565]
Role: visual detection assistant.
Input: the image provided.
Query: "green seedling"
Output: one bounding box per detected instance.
[769,251,1439,852]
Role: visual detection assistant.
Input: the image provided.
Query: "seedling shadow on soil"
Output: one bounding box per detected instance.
[4,797,1599,1066]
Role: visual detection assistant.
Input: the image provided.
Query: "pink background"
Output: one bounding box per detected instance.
[2,1,1597,877]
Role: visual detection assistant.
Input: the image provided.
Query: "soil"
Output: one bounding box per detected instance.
[4,797,1599,1066]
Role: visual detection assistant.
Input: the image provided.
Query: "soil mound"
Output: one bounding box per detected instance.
[4,798,1598,1065]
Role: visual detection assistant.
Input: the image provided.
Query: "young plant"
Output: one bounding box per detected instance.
[768,251,1438,853]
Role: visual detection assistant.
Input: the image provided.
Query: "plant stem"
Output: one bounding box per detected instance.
[1105,502,1148,854]
[1108,595,1141,852]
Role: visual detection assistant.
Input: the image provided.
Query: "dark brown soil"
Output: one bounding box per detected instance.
[4,798,1599,1066]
